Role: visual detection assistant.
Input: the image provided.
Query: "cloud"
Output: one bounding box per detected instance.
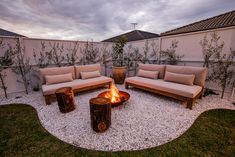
[0,0,234,41]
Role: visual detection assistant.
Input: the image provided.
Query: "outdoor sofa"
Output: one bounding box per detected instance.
[39,64,112,104]
[125,63,207,109]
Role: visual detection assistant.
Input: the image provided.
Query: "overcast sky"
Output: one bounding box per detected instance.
[0,0,235,41]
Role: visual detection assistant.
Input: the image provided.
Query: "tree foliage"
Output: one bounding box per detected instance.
[0,39,17,98]
[208,48,235,98]
[47,42,65,67]
[160,40,184,65]
[66,41,80,65]
[200,32,224,67]
[33,42,50,68]
[200,32,235,98]
[80,41,100,65]
[112,35,128,66]
[11,39,32,94]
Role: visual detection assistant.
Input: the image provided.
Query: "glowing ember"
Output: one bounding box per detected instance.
[104,83,121,103]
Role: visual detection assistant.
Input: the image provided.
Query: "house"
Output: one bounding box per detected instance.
[158,10,235,60]
[160,10,235,36]
[102,30,159,42]
[0,28,26,37]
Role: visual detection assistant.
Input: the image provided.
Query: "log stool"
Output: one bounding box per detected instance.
[55,87,76,113]
[90,97,111,132]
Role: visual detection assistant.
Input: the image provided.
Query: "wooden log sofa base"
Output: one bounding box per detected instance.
[39,64,112,105]
[44,82,111,105]
[125,82,203,109]
[125,63,207,110]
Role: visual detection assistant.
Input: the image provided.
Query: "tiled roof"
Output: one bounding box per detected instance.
[0,28,26,37]
[102,30,159,42]
[161,10,235,36]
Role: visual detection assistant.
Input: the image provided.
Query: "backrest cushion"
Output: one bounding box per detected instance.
[81,70,101,79]
[166,65,207,86]
[137,69,159,79]
[75,64,101,79]
[138,63,166,79]
[164,71,195,85]
[39,66,75,84]
[45,73,73,85]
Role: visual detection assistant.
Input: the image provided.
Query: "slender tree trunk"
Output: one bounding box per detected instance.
[221,79,227,99]
[104,61,107,76]
[0,72,7,98]
[19,62,28,94]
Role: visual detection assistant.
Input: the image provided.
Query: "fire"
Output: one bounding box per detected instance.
[104,83,121,103]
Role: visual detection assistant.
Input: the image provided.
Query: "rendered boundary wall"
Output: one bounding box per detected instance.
[0,26,234,96]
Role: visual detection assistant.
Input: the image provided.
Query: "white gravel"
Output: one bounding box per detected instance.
[0,85,235,151]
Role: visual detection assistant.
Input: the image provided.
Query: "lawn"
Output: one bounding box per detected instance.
[0,104,234,157]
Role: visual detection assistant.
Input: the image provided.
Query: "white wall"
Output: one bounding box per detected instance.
[0,26,234,96]
[160,27,235,62]
[0,36,114,95]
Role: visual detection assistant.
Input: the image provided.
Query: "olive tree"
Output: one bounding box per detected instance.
[208,49,235,98]
[200,32,224,68]
[160,40,184,65]
[0,39,17,98]
[11,39,31,94]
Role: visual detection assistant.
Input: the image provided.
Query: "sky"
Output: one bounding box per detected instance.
[0,0,235,41]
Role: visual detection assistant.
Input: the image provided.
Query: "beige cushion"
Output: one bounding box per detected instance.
[138,63,165,79]
[81,70,101,79]
[137,69,159,79]
[75,64,101,79]
[39,66,75,84]
[42,76,112,95]
[166,65,207,86]
[45,73,73,85]
[164,71,195,85]
[125,77,202,98]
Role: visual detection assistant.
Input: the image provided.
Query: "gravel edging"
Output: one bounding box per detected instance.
[0,85,235,151]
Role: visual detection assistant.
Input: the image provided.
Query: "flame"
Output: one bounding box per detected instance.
[104,83,121,103]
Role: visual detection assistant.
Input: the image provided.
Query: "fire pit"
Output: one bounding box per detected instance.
[98,83,130,107]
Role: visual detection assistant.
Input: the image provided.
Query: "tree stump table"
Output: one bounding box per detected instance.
[55,87,76,113]
[90,97,111,132]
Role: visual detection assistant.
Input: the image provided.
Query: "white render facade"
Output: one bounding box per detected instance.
[0,26,234,95]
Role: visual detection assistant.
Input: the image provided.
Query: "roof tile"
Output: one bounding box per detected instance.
[161,10,235,36]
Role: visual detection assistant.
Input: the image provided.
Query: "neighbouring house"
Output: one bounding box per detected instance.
[157,10,235,63]
[0,28,26,37]
[102,30,159,42]
[160,10,235,36]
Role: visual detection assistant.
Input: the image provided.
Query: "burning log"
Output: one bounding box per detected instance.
[89,97,111,132]
[98,83,130,107]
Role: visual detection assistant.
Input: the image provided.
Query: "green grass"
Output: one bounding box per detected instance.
[0,104,234,157]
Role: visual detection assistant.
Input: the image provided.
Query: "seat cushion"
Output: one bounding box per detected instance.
[42,76,112,95]
[125,76,202,98]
